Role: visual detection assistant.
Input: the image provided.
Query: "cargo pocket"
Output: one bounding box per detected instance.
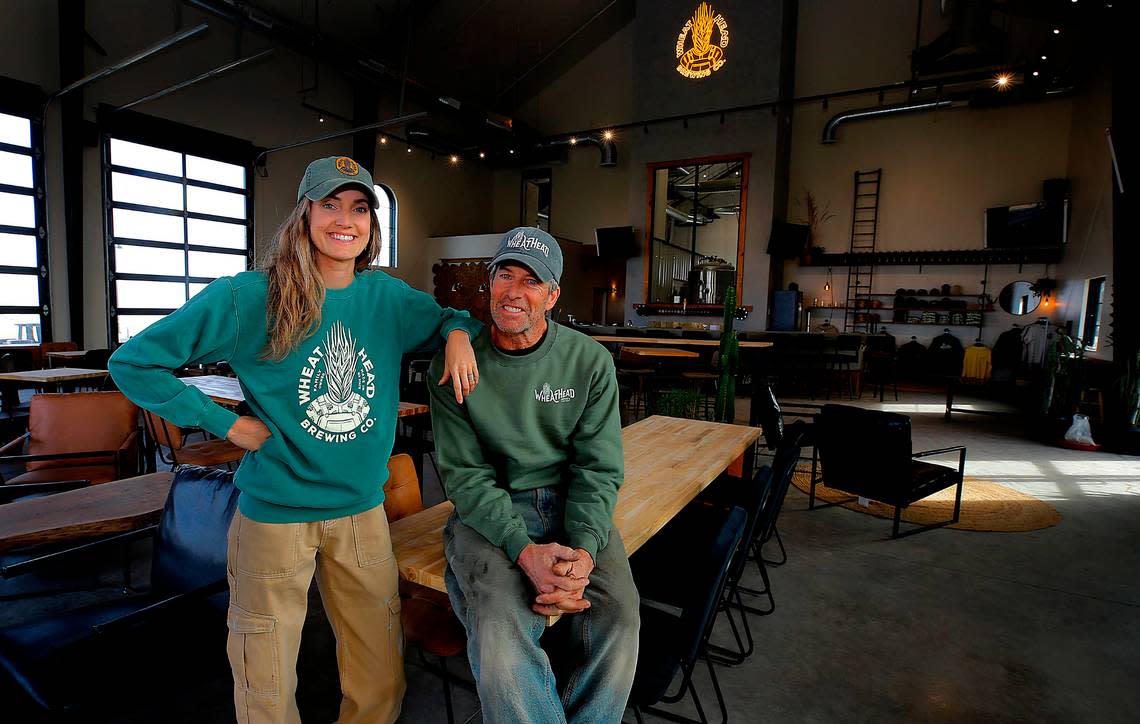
[226,605,279,696]
[352,504,394,567]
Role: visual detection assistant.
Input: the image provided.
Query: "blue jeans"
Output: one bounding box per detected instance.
[444,487,640,724]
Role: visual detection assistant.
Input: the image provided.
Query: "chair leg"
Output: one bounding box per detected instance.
[439,654,455,724]
[761,525,788,566]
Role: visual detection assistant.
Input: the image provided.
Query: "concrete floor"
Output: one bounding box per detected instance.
[2,390,1138,722]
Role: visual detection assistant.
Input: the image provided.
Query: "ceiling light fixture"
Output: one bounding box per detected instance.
[479,151,485,159]
[993,73,1013,90]
[318,114,325,123]
[1032,70,1040,77]
[449,155,459,164]
[1053,28,1061,34]
[379,136,388,145]
[569,136,577,145]
[1041,55,1047,60]
[509,149,515,154]
[602,130,614,140]
[406,146,412,153]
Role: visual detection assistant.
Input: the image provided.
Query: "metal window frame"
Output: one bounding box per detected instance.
[0,108,51,341]
[102,132,255,345]
[374,182,398,268]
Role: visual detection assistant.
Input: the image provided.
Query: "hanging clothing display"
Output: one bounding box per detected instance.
[962,344,993,383]
[927,331,965,377]
[1022,322,1049,366]
[896,338,927,378]
[991,327,1023,381]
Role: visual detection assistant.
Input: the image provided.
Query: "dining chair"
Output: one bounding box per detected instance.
[383,453,467,724]
[0,392,140,486]
[627,503,746,724]
[142,410,246,470]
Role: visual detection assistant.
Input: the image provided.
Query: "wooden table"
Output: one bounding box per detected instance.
[391,415,761,593]
[180,375,430,418]
[0,472,174,552]
[591,335,774,349]
[0,367,108,385]
[620,346,699,359]
[46,350,89,365]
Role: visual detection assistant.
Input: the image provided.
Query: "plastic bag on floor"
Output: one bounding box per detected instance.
[1064,414,1096,445]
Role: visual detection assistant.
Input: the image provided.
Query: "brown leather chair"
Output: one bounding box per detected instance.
[383,453,467,724]
[142,410,245,470]
[0,392,141,486]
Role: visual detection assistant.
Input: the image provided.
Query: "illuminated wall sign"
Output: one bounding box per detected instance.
[675,2,729,79]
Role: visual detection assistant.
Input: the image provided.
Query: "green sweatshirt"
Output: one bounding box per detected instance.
[109,270,481,523]
[428,322,624,562]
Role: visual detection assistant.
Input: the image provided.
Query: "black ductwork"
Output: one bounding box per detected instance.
[822,98,967,144]
[546,135,618,167]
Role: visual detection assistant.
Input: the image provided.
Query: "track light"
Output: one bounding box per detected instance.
[406,146,412,153]
[449,155,459,164]
[602,130,614,141]
[569,136,577,145]
[379,136,388,145]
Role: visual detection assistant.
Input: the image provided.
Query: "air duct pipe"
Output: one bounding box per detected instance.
[548,135,618,167]
[821,98,968,144]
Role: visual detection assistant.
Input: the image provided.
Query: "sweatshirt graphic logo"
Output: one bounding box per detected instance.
[296,322,377,442]
[535,382,576,404]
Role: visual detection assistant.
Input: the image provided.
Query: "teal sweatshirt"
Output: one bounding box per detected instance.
[428,323,624,562]
[109,270,481,523]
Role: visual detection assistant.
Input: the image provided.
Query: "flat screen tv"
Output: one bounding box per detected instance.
[984,200,1068,249]
[595,226,639,259]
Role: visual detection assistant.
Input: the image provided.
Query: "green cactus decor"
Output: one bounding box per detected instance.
[714,287,740,423]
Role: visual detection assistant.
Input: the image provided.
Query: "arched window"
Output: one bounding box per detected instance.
[373,183,397,267]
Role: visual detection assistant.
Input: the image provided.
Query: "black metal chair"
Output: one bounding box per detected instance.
[628,504,746,724]
[812,404,966,538]
[0,465,237,715]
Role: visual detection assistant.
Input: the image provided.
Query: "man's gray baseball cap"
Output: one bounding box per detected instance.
[297,156,378,207]
[490,226,563,284]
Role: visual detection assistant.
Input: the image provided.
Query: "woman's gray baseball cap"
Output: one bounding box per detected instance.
[297,156,379,207]
[490,227,563,284]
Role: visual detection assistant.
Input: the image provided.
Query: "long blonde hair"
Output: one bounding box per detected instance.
[259,196,382,360]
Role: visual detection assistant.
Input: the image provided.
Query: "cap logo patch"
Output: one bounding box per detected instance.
[335,157,360,176]
[506,230,550,257]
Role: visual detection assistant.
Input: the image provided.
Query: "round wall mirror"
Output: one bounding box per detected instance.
[997,280,1040,315]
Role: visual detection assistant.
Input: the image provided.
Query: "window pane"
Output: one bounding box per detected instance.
[0,150,34,187]
[189,283,208,298]
[0,273,39,306]
[117,314,166,343]
[110,171,184,211]
[0,113,31,148]
[109,138,182,177]
[116,279,186,309]
[0,313,41,343]
[114,244,186,275]
[189,250,246,278]
[0,191,36,228]
[187,186,245,219]
[112,208,184,243]
[187,218,247,249]
[0,233,38,267]
[186,155,245,189]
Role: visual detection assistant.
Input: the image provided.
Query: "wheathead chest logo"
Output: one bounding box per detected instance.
[506,230,550,257]
[675,2,729,79]
[535,382,576,404]
[335,156,360,175]
[296,322,377,442]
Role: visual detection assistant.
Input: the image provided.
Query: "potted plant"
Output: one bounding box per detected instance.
[796,189,835,264]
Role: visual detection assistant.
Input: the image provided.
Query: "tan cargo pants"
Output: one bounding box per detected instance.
[225,503,405,724]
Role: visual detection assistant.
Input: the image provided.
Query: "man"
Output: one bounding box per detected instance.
[428,226,639,723]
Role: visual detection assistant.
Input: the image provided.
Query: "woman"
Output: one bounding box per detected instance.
[109,155,481,724]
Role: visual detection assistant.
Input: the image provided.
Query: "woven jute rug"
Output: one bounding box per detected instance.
[791,469,1061,532]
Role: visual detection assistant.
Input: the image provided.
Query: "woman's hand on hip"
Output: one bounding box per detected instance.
[438,329,479,404]
[227,415,271,451]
